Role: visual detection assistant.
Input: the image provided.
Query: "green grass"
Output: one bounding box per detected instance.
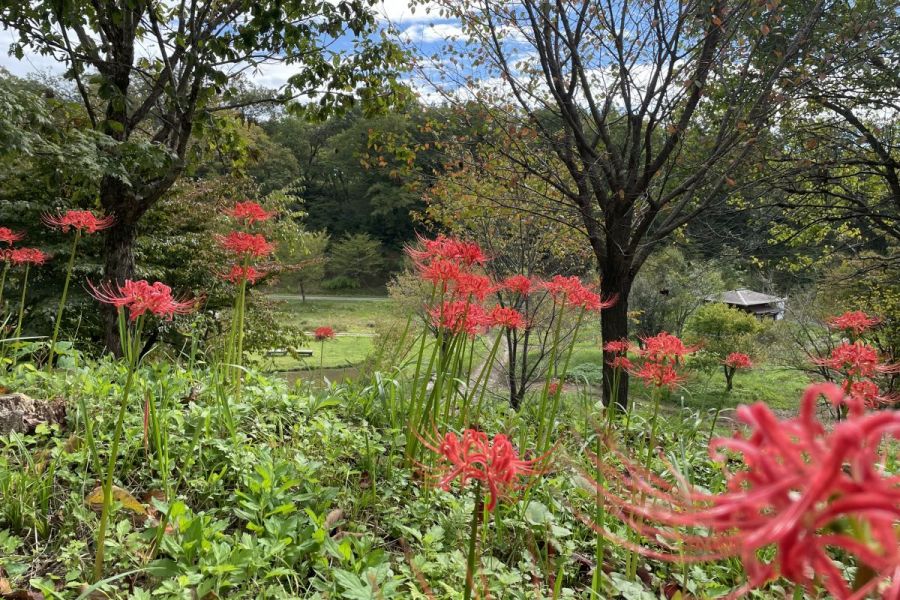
[261,296,399,370]
[261,336,375,370]
[563,336,811,415]
[665,365,812,414]
[270,297,395,332]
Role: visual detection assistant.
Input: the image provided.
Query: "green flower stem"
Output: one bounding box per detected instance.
[93,312,143,582]
[468,331,504,427]
[533,299,567,449]
[541,309,585,453]
[707,388,730,444]
[13,264,29,340]
[0,261,9,315]
[77,393,100,473]
[464,483,483,600]
[405,286,439,463]
[47,231,80,371]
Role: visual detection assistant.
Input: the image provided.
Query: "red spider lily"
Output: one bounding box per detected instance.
[225,201,274,225]
[8,248,49,266]
[418,258,461,285]
[828,311,881,336]
[453,272,494,301]
[429,301,488,337]
[816,341,886,378]
[639,332,698,362]
[542,275,612,311]
[314,326,335,341]
[631,360,683,389]
[548,379,561,396]
[608,355,634,371]
[502,274,533,296]
[724,352,753,370]
[407,235,486,267]
[0,227,24,245]
[217,231,274,259]
[488,306,525,330]
[844,379,880,405]
[422,429,542,511]
[42,209,114,234]
[222,264,266,285]
[89,279,195,321]
[580,383,900,599]
[604,339,631,354]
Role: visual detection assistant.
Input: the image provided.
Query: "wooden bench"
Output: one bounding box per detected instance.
[265,348,314,358]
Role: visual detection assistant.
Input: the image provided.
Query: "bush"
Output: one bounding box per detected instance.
[321,275,362,291]
[327,233,384,288]
[565,362,604,384]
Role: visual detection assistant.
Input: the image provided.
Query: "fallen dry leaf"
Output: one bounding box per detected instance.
[85,485,147,515]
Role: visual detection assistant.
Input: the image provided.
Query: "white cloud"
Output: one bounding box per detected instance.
[401,22,464,43]
[0,28,67,77]
[376,0,445,23]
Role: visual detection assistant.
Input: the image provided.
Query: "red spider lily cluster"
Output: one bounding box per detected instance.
[502,274,533,296]
[628,332,696,390]
[723,352,752,370]
[488,306,525,330]
[217,231,274,260]
[815,312,899,408]
[423,428,542,511]
[604,340,634,371]
[42,209,114,234]
[314,326,335,341]
[582,382,900,599]
[603,339,631,355]
[429,301,488,336]
[222,264,266,285]
[409,236,609,338]
[547,379,561,396]
[543,275,613,311]
[89,279,195,322]
[0,225,50,271]
[0,227,24,245]
[218,202,276,287]
[828,310,881,337]
[7,248,49,266]
[408,235,487,267]
[225,201,274,225]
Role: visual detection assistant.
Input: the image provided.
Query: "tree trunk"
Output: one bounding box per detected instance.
[599,264,633,412]
[300,281,306,303]
[724,366,734,392]
[100,177,142,354]
[506,330,519,408]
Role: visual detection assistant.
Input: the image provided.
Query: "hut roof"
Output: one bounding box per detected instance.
[707,288,783,307]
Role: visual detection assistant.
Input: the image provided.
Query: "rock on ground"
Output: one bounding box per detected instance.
[0,393,66,435]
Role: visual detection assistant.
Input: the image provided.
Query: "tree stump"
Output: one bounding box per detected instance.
[0,393,66,435]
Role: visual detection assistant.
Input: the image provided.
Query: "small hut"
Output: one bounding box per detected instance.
[706,288,786,320]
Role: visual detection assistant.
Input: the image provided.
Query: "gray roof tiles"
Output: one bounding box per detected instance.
[707,288,783,306]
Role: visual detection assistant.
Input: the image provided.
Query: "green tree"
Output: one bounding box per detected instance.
[264,105,448,250]
[0,0,405,349]
[685,303,763,391]
[424,150,594,407]
[630,248,728,339]
[279,230,330,302]
[418,0,828,409]
[325,233,384,290]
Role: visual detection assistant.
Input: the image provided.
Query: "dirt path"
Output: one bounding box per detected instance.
[268,294,389,302]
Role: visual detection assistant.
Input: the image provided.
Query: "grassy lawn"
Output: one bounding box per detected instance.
[263,299,811,412]
[260,296,398,370]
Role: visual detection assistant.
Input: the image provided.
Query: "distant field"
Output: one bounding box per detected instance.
[264,296,398,370]
[263,296,808,413]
